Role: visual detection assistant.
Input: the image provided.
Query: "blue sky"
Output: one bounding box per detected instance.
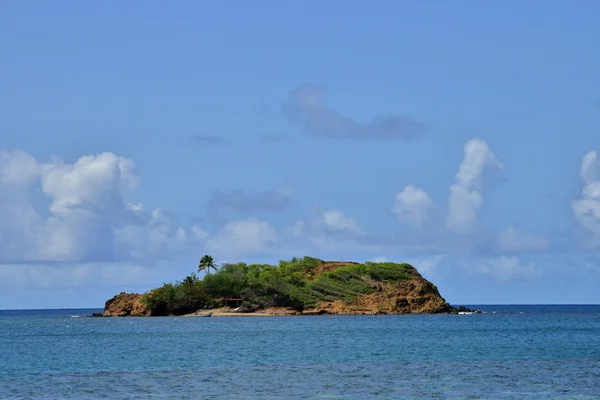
[1,1,600,308]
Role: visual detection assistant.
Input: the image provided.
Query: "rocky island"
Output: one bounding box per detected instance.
[101,256,475,317]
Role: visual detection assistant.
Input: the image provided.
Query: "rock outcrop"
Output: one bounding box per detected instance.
[103,292,149,316]
[256,263,454,315]
[310,269,453,315]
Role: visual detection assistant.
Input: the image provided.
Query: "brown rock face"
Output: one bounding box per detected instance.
[304,263,453,315]
[243,262,454,316]
[103,292,149,316]
[312,277,452,315]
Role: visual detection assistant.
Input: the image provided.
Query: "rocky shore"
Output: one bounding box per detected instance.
[102,292,149,316]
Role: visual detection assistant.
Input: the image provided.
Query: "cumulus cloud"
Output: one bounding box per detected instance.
[114,206,194,260]
[282,83,424,141]
[392,185,435,229]
[447,139,503,234]
[0,150,205,265]
[471,256,540,282]
[191,135,226,145]
[387,140,555,258]
[41,152,139,213]
[319,209,363,233]
[0,150,38,188]
[206,218,277,257]
[572,151,600,247]
[208,186,292,214]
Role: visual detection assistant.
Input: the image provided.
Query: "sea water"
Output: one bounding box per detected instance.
[1,305,599,399]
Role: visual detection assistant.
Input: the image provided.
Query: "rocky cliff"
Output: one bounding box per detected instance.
[103,292,149,316]
[314,271,452,315]
[258,262,453,315]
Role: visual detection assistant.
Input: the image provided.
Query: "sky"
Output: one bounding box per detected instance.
[1,1,600,309]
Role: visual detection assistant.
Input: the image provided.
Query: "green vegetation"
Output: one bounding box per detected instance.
[198,254,218,275]
[140,256,416,316]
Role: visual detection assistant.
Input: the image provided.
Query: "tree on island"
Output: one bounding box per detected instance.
[198,254,218,275]
[182,273,199,286]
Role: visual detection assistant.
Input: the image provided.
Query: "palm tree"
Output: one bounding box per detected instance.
[183,274,198,286]
[198,254,218,275]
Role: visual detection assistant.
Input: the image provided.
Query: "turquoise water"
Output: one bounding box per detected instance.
[1,305,599,399]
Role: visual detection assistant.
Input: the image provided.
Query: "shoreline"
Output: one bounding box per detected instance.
[183,311,277,317]
[162,308,479,318]
[180,306,390,317]
[93,308,482,318]
[100,305,482,318]
[103,311,476,318]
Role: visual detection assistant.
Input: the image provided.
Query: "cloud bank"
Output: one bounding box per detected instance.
[2,140,599,290]
[0,150,204,265]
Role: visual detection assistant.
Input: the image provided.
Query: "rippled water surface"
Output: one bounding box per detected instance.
[1,305,599,399]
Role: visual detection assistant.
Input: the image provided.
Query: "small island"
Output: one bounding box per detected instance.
[101,256,476,317]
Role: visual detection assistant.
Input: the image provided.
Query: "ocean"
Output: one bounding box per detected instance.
[0,305,599,399]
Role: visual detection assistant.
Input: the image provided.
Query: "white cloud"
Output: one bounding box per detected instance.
[496,226,549,253]
[389,140,550,258]
[0,149,204,265]
[454,140,503,188]
[447,139,503,233]
[114,207,192,260]
[320,209,363,233]
[206,218,277,256]
[0,150,39,187]
[41,152,139,214]
[470,256,540,282]
[447,185,483,234]
[127,202,144,213]
[580,151,600,184]
[393,185,435,229]
[573,151,600,248]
